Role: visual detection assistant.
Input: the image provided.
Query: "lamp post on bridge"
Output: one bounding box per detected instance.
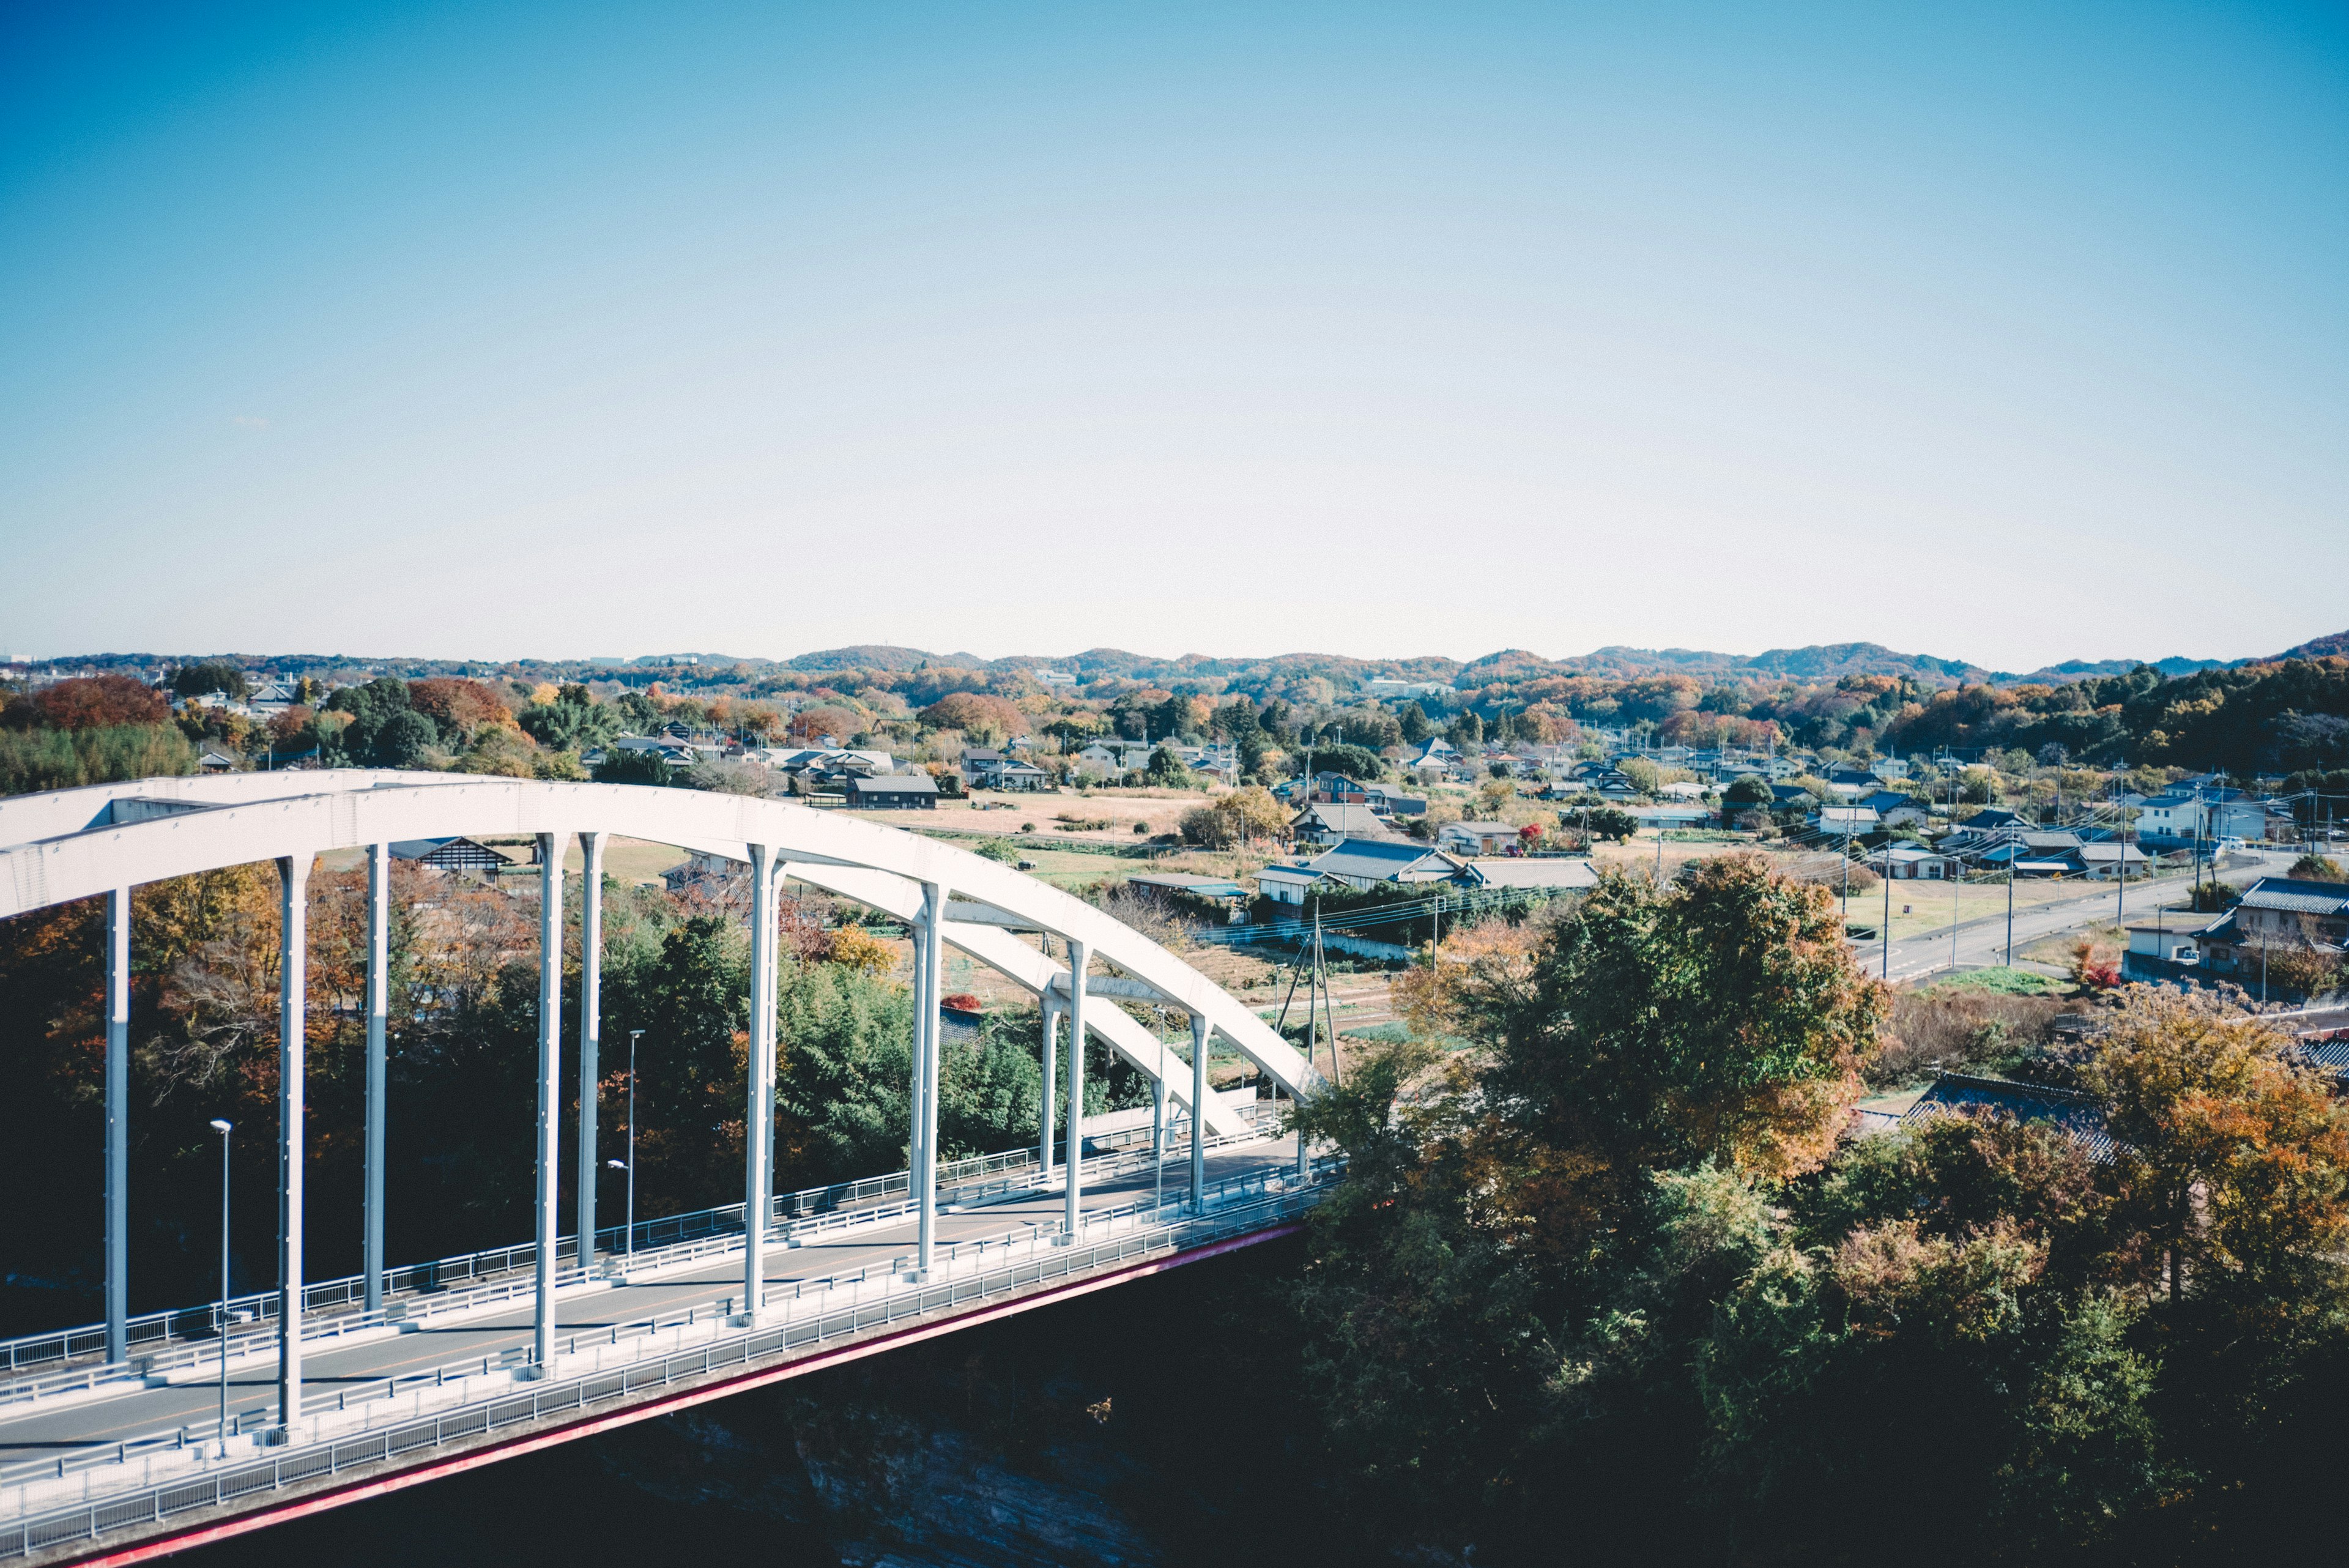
[622,1029,642,1267]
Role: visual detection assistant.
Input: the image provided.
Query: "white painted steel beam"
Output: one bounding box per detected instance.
[744,844,777,1318]
[1064,942,1088,1236]
[103,886,129,1364]
[363,842,388,1313]
[275,854,309,1429]
[0,778,1321,1105]
[532,834,563,1367]
[576,832,606,1274]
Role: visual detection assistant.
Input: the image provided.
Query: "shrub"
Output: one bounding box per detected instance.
[0,723,195,795]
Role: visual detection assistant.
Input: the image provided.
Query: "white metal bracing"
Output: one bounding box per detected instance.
[0,774,1318,1102]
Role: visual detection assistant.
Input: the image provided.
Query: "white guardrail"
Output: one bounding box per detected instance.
[0,1156,1335,1561]
[0,1107,1272,1394]
[0,1122,1290,1411]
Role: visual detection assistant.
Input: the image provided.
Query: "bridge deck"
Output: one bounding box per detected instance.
[1,1137,1321,1566]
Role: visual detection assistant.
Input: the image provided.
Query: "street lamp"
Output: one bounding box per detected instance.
[208,1118,232,1457]
[623,1027,644,1263]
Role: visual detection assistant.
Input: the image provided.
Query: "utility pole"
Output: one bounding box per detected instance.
[2005,827,2017,966]
[1882,848,1892,979]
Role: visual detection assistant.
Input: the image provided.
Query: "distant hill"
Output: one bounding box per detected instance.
[784,645,988,673]
[1450,642,1993,687]
[2014,655,2234,683]
[2277,628,2349,660]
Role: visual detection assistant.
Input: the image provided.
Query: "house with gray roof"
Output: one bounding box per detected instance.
[1290,801,1395,849]
[1898,1072,2118,1162]
[1296,837,1468,893]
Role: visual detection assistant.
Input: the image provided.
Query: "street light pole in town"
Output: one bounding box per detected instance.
[209,1118,232,1457]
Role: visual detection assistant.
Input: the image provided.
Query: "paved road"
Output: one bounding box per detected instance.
[1865,852,2293,983]
[0,1139,1294,1462]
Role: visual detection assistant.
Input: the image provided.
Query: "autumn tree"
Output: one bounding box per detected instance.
[916,691,1028,743]
[6,675,169,730]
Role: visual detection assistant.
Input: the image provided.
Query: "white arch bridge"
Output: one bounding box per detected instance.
[0,773,1334,1565]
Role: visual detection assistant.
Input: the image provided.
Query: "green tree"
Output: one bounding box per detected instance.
[1583,805,1639,842]
[171,661,248,701]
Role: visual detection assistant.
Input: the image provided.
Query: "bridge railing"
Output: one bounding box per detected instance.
[0,1126,1208,1381]
[0,1146,1338,1504]
[0,1165,1333,1559]
[0,1114,1282,1406]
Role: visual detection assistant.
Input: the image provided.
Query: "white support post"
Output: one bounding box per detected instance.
[1189,1011,1208,1211]
[576,833,605,1276]
[275,854,310,1430]
[362,842,388,1315]
[744,844,777,1318]
[1039,998,1059,1181]
[914,880,945,1274]
[532,833,563,1369]
[1063,940,1089,1238]
[104,886,130,1365]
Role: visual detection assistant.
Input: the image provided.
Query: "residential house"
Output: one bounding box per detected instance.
[2134,788,2268,845]
[196,749,237,774]
[1304,772,1373,804]
[1627,803,1716,830]
[1438,820,1521,856]
[1360,782,1427,819]
[1590,770,1642,802]
[1403,738,1460,776]
[1856,789,1929,830]
[390,837,513,874]
[843,775,939,810]
[2125,921,2202,965]
[1815,806,1880,838]
[1074,739,1156,775]
[594,736,697,771]
[2073,843,2153,880]
[1304,838,1468,892]
[1898,1072,2117,1162]
[246,680,298,716]
[1460,858,1600,893]
[962,749,1050,791]
[1768,783,1819,810]
[663,850,737,894]
[1255,863,1326,905]
[1865,845,1954,880]
[1870,757,1911,781]
[2195,878,2349,976]
[1290,802,1395,849]
[1823,768,1878,799]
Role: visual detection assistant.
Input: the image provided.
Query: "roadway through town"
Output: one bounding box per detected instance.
[1871,851,2294,983]
[0,1137,1296,1465]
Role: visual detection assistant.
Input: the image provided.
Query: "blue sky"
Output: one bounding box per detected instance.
[2,1,2343,669]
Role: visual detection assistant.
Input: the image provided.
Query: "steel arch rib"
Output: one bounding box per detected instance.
[0,775,1323,1100]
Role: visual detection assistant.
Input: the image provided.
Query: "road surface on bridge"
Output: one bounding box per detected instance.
[0,1137,1296,1468]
